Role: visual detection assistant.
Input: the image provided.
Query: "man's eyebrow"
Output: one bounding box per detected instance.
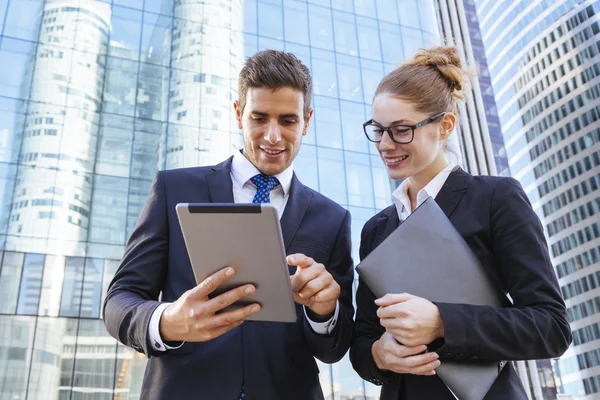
[249,111,300,119]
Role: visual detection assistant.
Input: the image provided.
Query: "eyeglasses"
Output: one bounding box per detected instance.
[363,112,446,144]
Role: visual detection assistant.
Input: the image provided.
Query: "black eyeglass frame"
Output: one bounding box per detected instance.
[363,112,447,144]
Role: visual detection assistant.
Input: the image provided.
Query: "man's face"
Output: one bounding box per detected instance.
[235,87,313,176]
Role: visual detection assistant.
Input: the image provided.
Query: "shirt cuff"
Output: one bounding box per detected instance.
[148,303,185,351]
[304,301,339,335]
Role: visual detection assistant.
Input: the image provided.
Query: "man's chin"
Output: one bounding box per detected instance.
[257,160,289,176]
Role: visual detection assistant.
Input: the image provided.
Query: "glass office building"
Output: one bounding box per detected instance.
[0,0,443,398]
[474,0,600,398]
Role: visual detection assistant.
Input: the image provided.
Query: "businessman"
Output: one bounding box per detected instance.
[103,50,354,400]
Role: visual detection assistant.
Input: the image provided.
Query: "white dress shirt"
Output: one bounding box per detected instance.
[149,151,339,351]
[391,163,458,399]
[392,164,457,221]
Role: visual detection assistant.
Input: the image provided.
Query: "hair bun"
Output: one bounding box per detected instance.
[408,46,472,99]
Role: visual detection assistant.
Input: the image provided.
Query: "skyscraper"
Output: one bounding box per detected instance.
[473,0,600,398]
[434,0,503,176]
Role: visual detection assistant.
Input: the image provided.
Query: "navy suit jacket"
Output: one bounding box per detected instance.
[350,168,572,400]
[103,157,355,400]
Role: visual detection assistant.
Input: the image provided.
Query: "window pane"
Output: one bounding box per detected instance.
[0,252,25,313]
[331,0,354,13]
[89,175,129,245]
[312,49,338,98]
[3,0,44,41]
[96,116,134,178]
[308,5,333,51]
[244,0,258,34]
[317,147,348,205]
[60,257,85,317]
[294,144,319,191]
[283,0,309,45]
[360,59,384,104]
[314,96,343,149]
[357,16,382,61]
[0,38,37,99]
[337,54,363,102]
[26,316,64,398]
[377,0,399,23]
[244,33,259,57]
[346,152,375,208]
[371,154,392,209]
[140,12,171,62]
[258,36,284,51]
[333,12,358,56]
[69,319,118,397]
[354,0,376,18]
[258,2,283,39]
[402,26,424,59]
[0,316,37,399]
[341,101,369,153]
[419,0,440,34]
[110,6,143,59]
[38,255,66,317]
[0,0,8,33]
[380,21,405,63]
[17,253,44,315]
[100,260,119,319]
[80,258,104,318]
[399,0,421,29]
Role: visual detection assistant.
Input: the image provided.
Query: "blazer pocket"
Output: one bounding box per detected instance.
[291,239,330,254]
[289,240,330,266]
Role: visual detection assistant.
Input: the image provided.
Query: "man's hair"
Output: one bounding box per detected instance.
[238,50,312,117]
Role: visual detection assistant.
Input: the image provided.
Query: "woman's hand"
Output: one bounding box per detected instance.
[371,331,441,376]
[376,293,444,347]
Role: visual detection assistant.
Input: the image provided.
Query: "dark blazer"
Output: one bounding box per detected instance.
[350,168,572,400]
[103,156,355,400]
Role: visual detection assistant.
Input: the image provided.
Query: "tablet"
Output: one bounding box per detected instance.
[175,203,297,323]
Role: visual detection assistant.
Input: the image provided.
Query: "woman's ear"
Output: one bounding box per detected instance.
[440,113,456,140]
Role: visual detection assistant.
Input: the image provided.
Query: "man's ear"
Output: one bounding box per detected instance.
[302,107,314,136]
[233,100,243,130]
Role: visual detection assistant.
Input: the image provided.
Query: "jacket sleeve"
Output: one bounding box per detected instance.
[102,171,170,357]
[303,209,355,364]
[435,177,572,361]
[350,218,401,386]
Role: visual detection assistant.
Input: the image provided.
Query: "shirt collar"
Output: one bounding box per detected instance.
[392,164,457,219]
[231,150,294,196]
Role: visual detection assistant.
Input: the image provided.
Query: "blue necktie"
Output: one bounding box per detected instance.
[250,174,280,204]
[239,175,279,400]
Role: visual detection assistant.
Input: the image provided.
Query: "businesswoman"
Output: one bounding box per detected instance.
[349,46,572,400]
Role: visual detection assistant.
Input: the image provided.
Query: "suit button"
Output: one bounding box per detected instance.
[469,356,478,360]
[456,353,466,360]
[443,352,452,358]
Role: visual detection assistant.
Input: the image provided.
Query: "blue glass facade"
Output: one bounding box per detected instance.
[0,0,442,398]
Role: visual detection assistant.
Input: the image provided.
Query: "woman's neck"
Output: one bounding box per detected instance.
[406,156,450,211]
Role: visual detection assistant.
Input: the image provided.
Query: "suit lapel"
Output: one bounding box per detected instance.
[280,174,311,250]
[434,167,471,218]
[372,168,471,247]
[371,207,399,249]
[206,156,235,203]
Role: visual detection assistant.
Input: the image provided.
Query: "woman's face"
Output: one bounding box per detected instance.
[371,93,449,181]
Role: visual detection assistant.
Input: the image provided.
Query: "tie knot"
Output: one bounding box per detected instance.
[251,174,280,191]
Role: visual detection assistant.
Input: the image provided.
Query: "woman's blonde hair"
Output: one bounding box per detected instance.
[374,46,475,116]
